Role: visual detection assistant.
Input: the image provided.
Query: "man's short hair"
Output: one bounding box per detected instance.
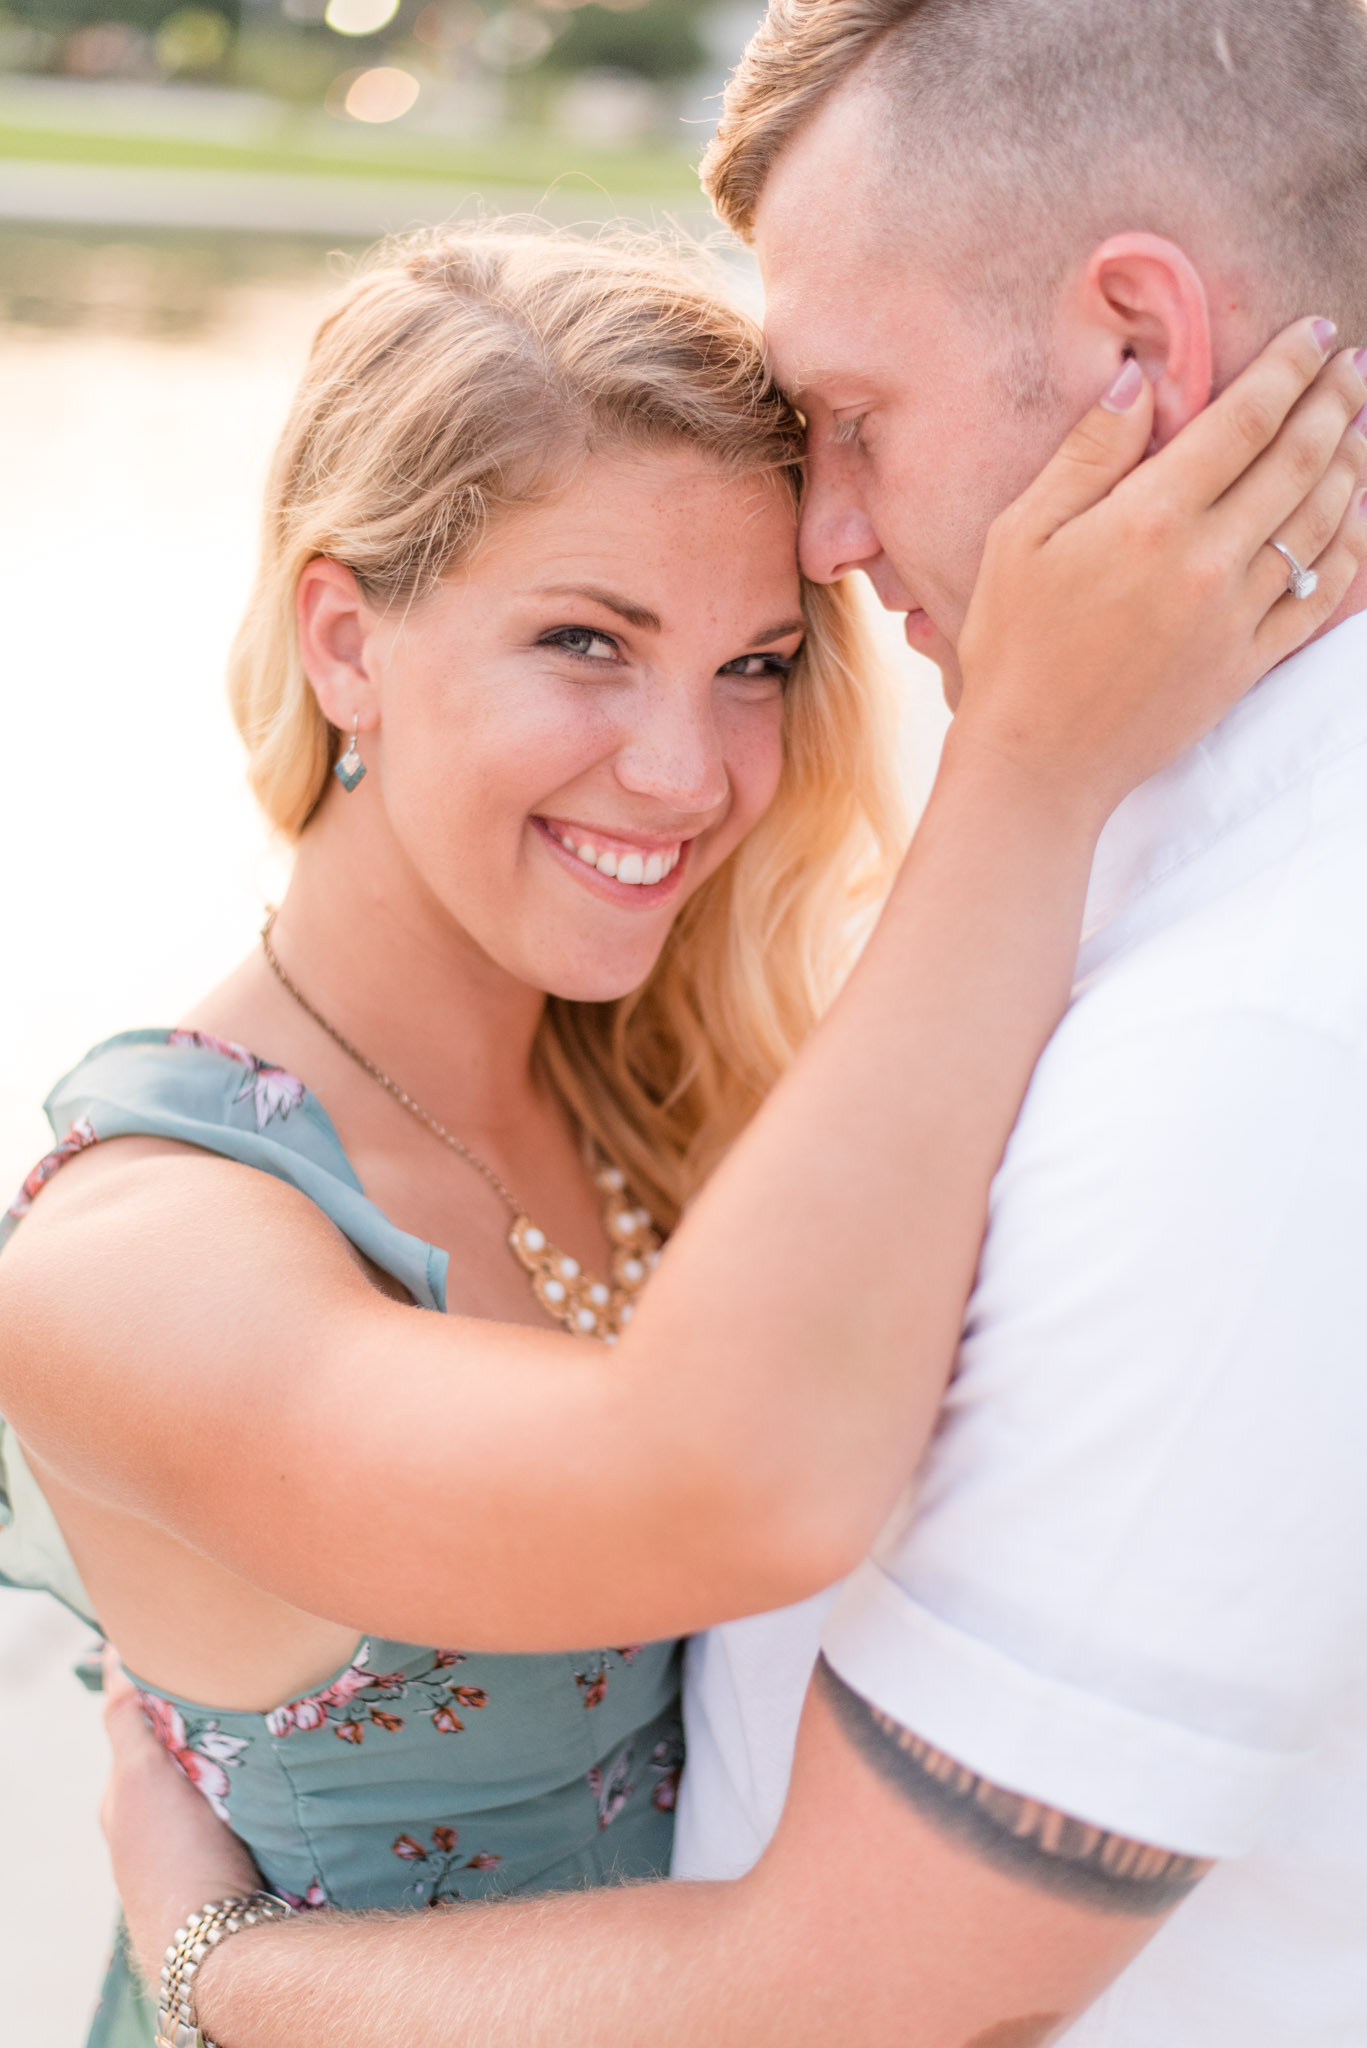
[703,0,1367,338]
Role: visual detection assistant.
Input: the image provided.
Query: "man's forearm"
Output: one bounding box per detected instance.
[127,1680,1166,2048]
[193,1879,743,2048]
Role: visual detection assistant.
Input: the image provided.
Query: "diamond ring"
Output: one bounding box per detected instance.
[1269,539,1319,601]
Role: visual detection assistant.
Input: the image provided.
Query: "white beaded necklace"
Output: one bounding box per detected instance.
[261,914,661,1341]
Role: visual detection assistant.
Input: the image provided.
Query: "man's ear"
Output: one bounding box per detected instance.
[1076,234,1213,448]
[296,558,381,734]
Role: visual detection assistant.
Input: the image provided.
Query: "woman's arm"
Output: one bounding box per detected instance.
[3,324,1363,1650]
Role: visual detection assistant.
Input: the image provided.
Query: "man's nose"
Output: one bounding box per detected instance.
[615,686,730,816]
[798,449,884,584]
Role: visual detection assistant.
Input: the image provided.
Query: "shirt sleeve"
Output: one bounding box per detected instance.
[821,1001,1367,1860]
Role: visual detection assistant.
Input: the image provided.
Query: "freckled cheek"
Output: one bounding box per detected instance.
[387,678,619,839]
[718,700,787,845]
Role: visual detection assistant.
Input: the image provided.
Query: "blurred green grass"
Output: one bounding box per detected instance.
[0,117,704,195]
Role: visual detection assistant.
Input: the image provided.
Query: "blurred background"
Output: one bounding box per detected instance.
[0,5,949,2040]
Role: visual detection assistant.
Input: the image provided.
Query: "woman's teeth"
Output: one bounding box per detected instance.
[548,827,681,887]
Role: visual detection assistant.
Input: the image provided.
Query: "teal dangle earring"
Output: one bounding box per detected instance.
[334,713,366,793]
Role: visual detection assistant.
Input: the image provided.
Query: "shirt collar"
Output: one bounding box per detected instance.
[1077,608,1367,978]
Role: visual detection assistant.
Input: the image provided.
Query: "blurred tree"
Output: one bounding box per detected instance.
[155,3,232,71]
[2,0,239,29]
[539,0,709,82]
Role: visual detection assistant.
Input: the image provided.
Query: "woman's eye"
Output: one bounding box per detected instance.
[719,653,795,683]
[831,413,868,448]
[542,627,620,662]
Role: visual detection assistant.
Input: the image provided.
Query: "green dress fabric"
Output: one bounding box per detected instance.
[0,1031,683,2048]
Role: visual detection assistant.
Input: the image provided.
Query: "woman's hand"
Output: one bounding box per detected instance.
[954,319,1367,823]
[101,1648,262,1988]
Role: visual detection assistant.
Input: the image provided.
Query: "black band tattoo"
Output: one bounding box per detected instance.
[816,1656,1212,1917]
[965,2020,1068,2048]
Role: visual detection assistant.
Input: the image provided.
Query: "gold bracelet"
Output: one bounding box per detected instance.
[155,1892,294,2048]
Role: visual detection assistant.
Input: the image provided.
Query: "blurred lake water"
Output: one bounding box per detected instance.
[0,216,947,2046]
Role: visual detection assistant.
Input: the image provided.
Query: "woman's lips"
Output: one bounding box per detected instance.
[541,817,683,885]
[533,817,692,906]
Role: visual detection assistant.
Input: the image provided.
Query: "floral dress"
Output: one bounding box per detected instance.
[0,1031,683,2048]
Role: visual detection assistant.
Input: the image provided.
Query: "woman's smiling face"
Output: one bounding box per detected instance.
[299,445,805,1002]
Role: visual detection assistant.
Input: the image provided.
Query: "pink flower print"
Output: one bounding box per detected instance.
[266,1646,378,1738]
[587,1742,635,1832]
[174,1748,233,1819]
[385,1654,489,1736]
[318,1652,380,1709]
[650,1736,683,1814]
[277,1880,329,1911]
[137,1693,247,1824]
[264,1643,416,1745]
[284,1697,329,1735]
[167,1031,305,1132]
[575,1648,639,1709]
[241,1063,305,1131]
[391,1829,502,1906]
[139,1692,188,1753]
[8,1118,98,1220]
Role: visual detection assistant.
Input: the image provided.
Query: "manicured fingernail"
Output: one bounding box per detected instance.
[1354,348,1367,377]
[1313,318,1338,354]
[1353,402,1367,437]
[1360,488,1367,518]
[1100,357,1145,412]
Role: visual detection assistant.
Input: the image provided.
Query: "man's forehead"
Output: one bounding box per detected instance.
[754,99,955,399]
[761,258,949,405]
[762,307,857,402]
[758,226,889,396]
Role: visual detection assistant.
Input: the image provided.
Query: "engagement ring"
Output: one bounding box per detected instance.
[1269,539,1319,601]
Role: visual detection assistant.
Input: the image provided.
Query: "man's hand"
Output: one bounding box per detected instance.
[101,1647,263,1988]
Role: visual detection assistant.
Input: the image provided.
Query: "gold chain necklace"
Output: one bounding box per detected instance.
[260,913,660,1342]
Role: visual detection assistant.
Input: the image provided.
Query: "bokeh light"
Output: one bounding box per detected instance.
[324,0,401,37]
[154,6,233,75]
[476,9,556,69]
[342,63,421,120]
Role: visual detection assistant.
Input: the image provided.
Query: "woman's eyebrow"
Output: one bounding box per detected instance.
[534,583,661,632]
[749,616,807,645]
[533,586,803,648]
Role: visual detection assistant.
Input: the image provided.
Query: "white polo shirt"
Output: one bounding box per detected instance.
[674,611,1367,2045]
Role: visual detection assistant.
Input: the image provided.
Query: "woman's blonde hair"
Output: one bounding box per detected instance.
[230,221,905,1226]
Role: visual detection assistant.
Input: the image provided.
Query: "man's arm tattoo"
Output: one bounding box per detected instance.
[816,1656,1212,1917]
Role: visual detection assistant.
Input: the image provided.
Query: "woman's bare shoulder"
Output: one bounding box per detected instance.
[3,1130,354,1270]
[0,1137,376,1448]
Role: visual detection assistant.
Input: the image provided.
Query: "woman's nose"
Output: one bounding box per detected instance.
[614,689,731,815]
[799,447,884,584]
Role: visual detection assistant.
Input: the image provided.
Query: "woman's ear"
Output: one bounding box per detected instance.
[1077,233,1214,449]
[296,559,380,733]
